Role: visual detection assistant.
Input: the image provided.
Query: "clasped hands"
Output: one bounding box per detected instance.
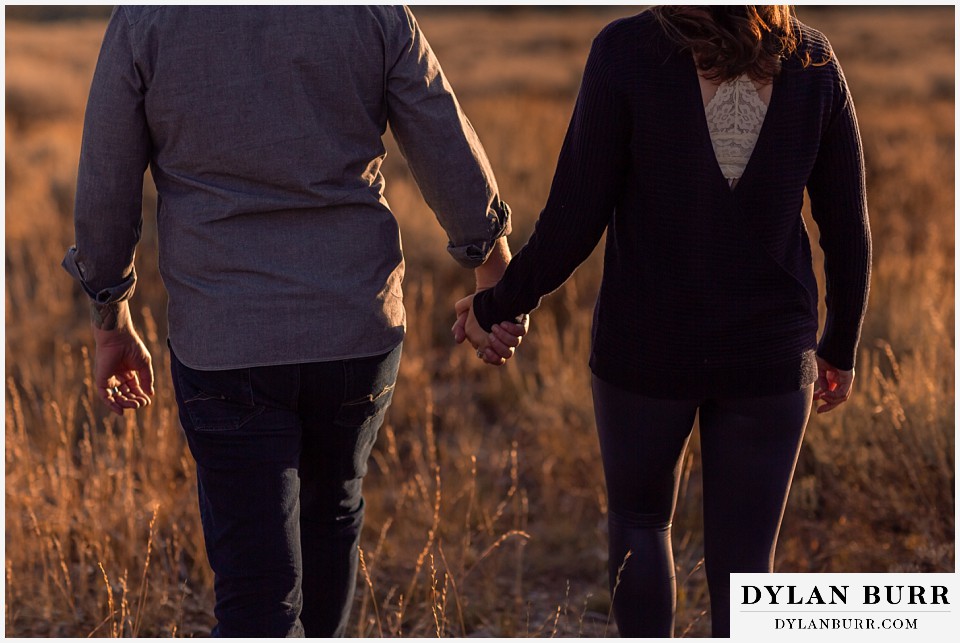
[452,293,529,366]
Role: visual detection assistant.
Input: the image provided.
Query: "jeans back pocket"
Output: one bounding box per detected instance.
[173,357,264,433]
[334,344,402,429]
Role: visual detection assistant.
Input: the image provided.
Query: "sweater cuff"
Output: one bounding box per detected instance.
[471,288,499,333]
[473,287,528,333]
[816,334,859,372]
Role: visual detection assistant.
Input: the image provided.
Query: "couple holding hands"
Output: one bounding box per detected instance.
[65,5,868,638]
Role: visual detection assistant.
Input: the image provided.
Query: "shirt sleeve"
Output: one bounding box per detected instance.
[62,7,151,304]
[473,31,630,331]
[806,59,872,371]
[383,6,511,269]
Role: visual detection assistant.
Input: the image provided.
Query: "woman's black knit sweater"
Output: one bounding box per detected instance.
[473,11,871,398]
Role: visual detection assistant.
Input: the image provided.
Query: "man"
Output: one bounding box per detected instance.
[64,6,525,637]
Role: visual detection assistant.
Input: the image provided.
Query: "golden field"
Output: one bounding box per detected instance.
[4,6,954,637]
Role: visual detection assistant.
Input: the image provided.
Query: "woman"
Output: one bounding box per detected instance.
[456,5,870,638]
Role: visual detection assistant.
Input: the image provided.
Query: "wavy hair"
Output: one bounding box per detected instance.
[650,5,812,83]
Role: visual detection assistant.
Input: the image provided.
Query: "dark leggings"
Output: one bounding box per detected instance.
[592,376,813,638]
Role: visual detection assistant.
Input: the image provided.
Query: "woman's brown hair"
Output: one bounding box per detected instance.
[650,5,811,83]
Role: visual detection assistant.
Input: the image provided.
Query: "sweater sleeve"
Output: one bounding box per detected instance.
[473,32,630,331]
[806,61,871,371]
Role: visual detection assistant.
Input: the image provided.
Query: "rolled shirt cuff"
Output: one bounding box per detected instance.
[446,198,512,269]
[62,246,137,304]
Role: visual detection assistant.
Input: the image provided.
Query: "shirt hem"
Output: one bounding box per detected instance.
[167,335,405,371]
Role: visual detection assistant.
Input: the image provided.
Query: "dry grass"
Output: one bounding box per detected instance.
[4,6,954,637]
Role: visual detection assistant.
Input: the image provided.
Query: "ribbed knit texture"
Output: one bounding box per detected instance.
[474,12,871,399]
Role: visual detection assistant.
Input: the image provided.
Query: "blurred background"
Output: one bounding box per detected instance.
[5,5,954,637]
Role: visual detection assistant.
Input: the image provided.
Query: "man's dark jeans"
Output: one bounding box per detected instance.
[170,342,402,637]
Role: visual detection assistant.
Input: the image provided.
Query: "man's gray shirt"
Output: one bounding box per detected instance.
[63,5,511,369]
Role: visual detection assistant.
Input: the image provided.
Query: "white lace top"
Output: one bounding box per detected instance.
[704,75,768,185]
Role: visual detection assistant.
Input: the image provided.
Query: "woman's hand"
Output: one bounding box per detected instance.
[813,356,854,414]
[452,293,529,366]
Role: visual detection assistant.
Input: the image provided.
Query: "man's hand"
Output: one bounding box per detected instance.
[813,356,854,414]
[452,293,529,366]
[91,301,155,415]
